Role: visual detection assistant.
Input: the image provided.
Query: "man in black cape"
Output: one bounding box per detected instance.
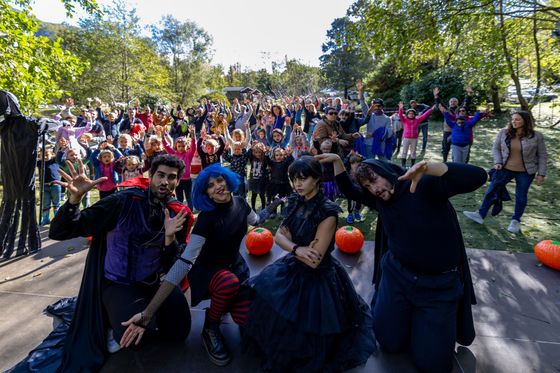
[317,154,486,373]
[45,154,194,372]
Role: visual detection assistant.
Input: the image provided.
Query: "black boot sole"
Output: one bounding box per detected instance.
[202,337,232,366]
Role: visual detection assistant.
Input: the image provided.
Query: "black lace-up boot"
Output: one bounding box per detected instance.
[201,311,232,366]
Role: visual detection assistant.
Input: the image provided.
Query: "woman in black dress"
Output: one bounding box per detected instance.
[244,156,376,372]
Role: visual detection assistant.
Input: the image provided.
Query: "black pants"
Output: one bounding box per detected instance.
[393,129,403,157]
[102,278,191,345]
[441,132,451,162]
[175,179,193,209]
[372,252,463,373]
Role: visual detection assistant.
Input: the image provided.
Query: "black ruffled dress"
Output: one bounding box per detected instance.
[244,192,376,372]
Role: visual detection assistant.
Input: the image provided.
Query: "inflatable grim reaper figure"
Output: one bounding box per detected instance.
[0,90,60,258]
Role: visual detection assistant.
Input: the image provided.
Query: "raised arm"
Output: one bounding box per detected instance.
[49,159,113,239]
[243,124,251,148]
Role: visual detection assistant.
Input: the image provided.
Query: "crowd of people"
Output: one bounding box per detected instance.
[34,82,548,373]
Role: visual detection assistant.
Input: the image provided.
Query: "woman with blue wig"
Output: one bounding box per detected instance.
[119,164,282,366]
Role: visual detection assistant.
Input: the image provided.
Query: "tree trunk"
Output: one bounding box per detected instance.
[490,80,502,113]
[498,0,529,111]
[529,3,542,110]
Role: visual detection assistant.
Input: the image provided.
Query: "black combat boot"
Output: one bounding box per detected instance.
[201,312,232,366]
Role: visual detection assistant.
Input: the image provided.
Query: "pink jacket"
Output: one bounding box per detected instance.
[162,137,196,180]
[398,108,433,139]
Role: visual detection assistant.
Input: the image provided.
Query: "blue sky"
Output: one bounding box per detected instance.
[31,0,355,71]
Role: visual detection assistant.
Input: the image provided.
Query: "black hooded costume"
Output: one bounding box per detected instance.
[335,160,485,350]
[0,90,60,258]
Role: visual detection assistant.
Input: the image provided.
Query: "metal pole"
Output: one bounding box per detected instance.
[38,132,46,226]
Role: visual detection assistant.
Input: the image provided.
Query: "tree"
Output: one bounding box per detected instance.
[151,15,213,104]
[280,59,323,96]
[346,0,560,112]
[58,0,171,105]
[320,17,371,98]
[0,0,99,113]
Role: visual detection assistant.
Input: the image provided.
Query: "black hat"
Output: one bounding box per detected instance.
[362,159,405,187]
[372,98,384,107]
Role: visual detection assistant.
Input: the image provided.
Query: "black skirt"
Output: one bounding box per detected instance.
[243,254,376,372]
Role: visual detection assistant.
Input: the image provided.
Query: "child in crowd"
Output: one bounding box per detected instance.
[267,128,290,149]
[248,142,269,211]
[96,100,123,141]
[37,146,61,225]
[222,140,251,199]
[390,112,403,157]
[90,142,123,199]
[397,88,438,167]
[440,104,483,164]
[162,127,197,208]
[197,132,225,169]
[59,146,92,209]
[319,139,339,201]
[115,155,143,183]
[169,105,189,139]
[143,135,165,170]
[56,112,92,158]
[210,111,230,135]
[135,105,153,132]
[345,152,365,224]
[117,133,144,158]
[253,127,268,146]
[266,147,294,217]
[225,125,251,149]
[289,124,310,159]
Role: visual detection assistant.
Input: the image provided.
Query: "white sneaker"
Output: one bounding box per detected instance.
[463,211,484,225]
[507,219,521,234]
[106,329,121,353]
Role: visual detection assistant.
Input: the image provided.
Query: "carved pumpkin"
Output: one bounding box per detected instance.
[534,240,560,270]
[336,226,364,254]
[246,227,274,255]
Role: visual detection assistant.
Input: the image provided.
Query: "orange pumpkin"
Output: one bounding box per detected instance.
[534,240,560,270]
[336,226,364,254]
[246,227,274,255]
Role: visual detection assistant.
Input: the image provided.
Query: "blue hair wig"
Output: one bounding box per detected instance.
[192,163,241,212]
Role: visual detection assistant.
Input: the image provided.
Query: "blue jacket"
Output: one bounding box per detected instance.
[444,112,481,147]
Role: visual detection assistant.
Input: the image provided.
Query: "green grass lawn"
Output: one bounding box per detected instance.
[30,110,559,253]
